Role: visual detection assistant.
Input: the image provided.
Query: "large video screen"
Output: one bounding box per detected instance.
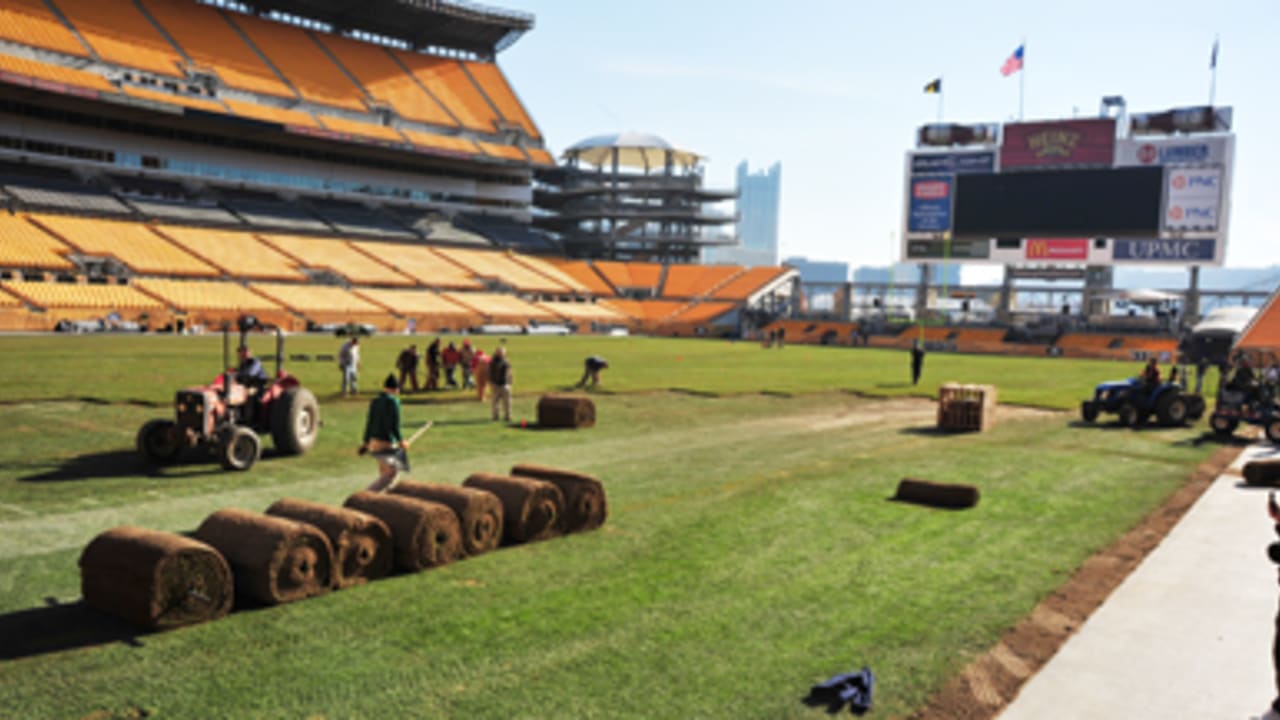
[953,166,1163,237]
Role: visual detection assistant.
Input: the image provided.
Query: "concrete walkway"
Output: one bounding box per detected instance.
[1000,442,1280,720]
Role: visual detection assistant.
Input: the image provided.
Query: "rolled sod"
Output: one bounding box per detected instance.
[1244,459,1280,487]
[79,526,233,630]
[390,480,504,557]
[893,478,980,509]
[510,463,607,533]
[343,491,463,571]
[537,394,596,429]
[193,508,334,605]
[463,472,564,545]
[265,498,393,588]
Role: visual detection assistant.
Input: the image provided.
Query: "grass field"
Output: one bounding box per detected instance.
[0,333,1226,718]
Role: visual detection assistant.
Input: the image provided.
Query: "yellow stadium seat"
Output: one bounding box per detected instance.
[433,248,569,294]
[463,61,541,139]
[400,129,481,157]
[711,267,789,301]
[477,141,528,163]
[394,53,499,133]
[123,85,226,113]
[662,265,744,299]
[158,226,305,281]
[29,214,218,277]
[226,12,366,112]
[313,34,456,128]
[543,260,615,296]
[259,234,414,286]
[442,291,556,324]
[0,215,75,271]
[134,278,282,312]
[0,52,114,94]
[2,280,164,310]
[250,282,382,314]
[0,0,89,58]
[593,261,663,294]
[50,0,182,77]
[316,115,407,144]
[349,242,480,290]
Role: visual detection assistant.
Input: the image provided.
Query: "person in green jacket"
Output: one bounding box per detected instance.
[360,374,404,492]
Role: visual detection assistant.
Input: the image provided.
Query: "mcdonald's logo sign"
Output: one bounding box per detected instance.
[1024,238,1089,261]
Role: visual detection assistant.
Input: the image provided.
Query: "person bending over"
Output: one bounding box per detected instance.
[575,355,609,388]
[360,374,405,492]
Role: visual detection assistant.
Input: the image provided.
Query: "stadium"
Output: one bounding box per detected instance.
[1,1,1280,718]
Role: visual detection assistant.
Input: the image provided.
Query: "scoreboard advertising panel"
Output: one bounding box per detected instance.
[901,120,1233,266]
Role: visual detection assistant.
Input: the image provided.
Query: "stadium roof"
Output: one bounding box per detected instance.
[564,132,702,170]
[235,0,533,55]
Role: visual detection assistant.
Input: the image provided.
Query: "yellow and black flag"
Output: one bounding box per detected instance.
[923,78,942,94]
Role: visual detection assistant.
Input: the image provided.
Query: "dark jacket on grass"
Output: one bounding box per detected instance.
[363,392,402,445]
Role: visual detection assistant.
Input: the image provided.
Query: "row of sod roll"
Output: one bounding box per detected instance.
[78,464,607,631]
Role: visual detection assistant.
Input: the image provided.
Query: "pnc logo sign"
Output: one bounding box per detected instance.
[1168,206,1183,220]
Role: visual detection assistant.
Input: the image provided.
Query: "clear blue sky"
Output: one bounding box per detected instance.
[497,0,1277,273]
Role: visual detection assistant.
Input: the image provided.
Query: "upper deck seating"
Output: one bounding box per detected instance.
[30,214,218,277]
[122,85,226,113]
[221,99,321,129]
[399,129,481,157]
[314,115,408,144]
[51,0,182,77]
[0,214,75,271]
[394,53,499,133]
[0,0,89,57]
[0,52,113,94]
[139,0,295,98]
[462,61,540,139]
[156,226,305,281]
[224,12,366,111]
[312,33,456,128]
[260,234,414,286]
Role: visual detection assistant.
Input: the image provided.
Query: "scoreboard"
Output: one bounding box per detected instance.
[901,112,1235,266]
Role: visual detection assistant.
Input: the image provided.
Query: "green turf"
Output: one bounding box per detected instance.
[0,334,1225,718]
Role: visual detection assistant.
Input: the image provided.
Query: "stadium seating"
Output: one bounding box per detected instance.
[664,301,737,330]
[306,203,413,239]
[760,320,861,346]
[156,226,305,281]
[394,53,500,133]
[525,148,557,166]
[477,141,527,163]
[258,234,415,286]
[536,300,625,325]
[0,215,75,271]
[710,267,790,301]
[221,99,321,128]
[133,277,294,328]
[139,0,295,98]
[51,0,183,77]
[30,214,219,277]
[509,255,589,294]
[122,85,226,113]
[661,264,744,299]
[126,198,241,226]
[0,0,89,58]
[441,291,556,325]
[0,52,114,94]
[223,12,367,111]
[544,259,615,296]
[221,194,330,232]
[250,281,390,330]
[313,33,456,128]
[352,287,479,331]
[4,179,132,216]
[315,115,408,144]
[601,299,688,330]
[2,280,165,314]
[399,129,482,157]
[353,242,481,290]
[463,61,541,138]
[434,247,570,294]
[593,261,663,295]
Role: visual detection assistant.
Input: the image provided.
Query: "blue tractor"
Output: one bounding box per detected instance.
[1081,378,1206,427]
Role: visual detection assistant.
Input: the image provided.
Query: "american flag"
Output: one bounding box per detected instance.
[1000,44,1024,77]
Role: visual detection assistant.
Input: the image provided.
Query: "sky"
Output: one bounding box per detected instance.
[495,0,1278,275]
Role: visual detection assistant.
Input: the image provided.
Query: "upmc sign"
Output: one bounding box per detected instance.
[1115,137,1229,167]
[1113,239,1216,262]
[1000,118,1116,169]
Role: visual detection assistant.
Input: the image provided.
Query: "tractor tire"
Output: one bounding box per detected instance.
[1080,402,1099,423]
[1186,395,1206,421]
[1210,413,1238,437]
[1117,403,1140,428]
[219,427,261,472]
[1156,393,1188,426]
[1266,417,1280,445]
[271,387,320,455]
[137,419,181,464]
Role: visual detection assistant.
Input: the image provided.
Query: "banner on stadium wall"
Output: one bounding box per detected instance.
[906,238,990,260]
[1024,238,1089,261]
[907,177,953,233]
[1115,136,1229,167]
[910,151,996,175]
[1113,239,1217,262]
[1001,118,1116,169]
[1163,167,1222,231]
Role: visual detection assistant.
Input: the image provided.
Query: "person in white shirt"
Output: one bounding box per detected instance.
[338,337,360,396]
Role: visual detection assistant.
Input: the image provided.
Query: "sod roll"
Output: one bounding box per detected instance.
[265,498,393,588]
[193,508,334,605]
[510,463,607,533]
[537,394,596,429]
[893,478,980,509]
[1244,459,1280,487]
[343,491,463,571]
[390,481,504,557]
[463,473,565,544]
[79,526,233,630]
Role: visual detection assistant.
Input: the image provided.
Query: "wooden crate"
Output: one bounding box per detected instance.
[937,383,997,432]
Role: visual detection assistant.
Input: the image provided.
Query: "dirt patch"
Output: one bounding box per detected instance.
[908,443,1243,719]
[804,398,1055,433]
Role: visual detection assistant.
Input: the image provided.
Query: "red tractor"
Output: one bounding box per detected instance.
[137,316,320,471]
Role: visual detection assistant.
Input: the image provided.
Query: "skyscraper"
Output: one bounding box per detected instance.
[704,160,781,266]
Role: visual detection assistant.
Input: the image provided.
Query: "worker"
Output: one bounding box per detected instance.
[575,355,609,388]
[1140,357,1161,388]
[359,374,405,493]
[235,344,268,385]
[910,339,925,386]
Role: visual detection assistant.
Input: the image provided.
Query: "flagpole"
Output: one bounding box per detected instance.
[1209,35,1219,106]
[1019,37,1026,120]
[937,74,944,122]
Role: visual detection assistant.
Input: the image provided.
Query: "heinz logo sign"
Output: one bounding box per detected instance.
[913,181,949,199]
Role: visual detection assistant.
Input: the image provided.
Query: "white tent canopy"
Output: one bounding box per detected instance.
[563,131,702,171]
